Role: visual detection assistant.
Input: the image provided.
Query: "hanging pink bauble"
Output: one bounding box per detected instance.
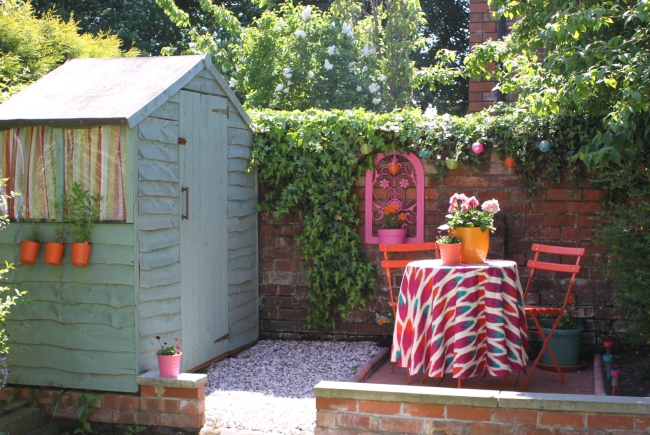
[471,142,484,154]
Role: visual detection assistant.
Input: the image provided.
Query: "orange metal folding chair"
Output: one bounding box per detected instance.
[520,244,585,390]
[379,242,440,316]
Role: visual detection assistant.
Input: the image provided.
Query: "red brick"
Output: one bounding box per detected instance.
[469,422,517,434]
[494,409,537,425]
[358,400,400,415]
[87,408,121,424]
[135,410,160,426]
[447,406,492,421]
[314,428,357,435]
[141,397,180,413]
[547,189,581,201]
[469,2,489,13]
[576,216,598,227]
[379,416,423,434]
[120,410,136,425]
[160,412,205,429]
[582,189,604,201]
[100,393,139,410]
[636,416,650,430]
[469,102,493,113]
[140,385,157,398]
[179,399,205,415]
[587,414,634,430]
[160,386,204,400]
[316,410,336,427]
[337,412,378,430]
[539,411,584,427]
[530,202,566,214]
[567,202,602,214]
[515,427,555,435]
[316,397,357,411]
[561,228,594,241]
[524,227,561,240]
[402,403,444,418]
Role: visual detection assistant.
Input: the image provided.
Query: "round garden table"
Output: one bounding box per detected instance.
[391,259,529,382]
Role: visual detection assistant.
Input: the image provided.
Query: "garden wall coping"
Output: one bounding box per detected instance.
[137,371,208,389]
[314,381,650,415]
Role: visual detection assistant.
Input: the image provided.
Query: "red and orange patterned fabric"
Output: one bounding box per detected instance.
[391,259,528,379]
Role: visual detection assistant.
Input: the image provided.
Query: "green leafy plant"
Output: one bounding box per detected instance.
[439,193,500,232]
[74,392,101,434]
[156,336,181,356]
[436,230,461,245]
[24,221,43,243]
[63,182,102,243]
[126,426,147,435]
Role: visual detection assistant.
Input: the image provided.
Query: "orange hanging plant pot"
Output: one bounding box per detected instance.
[44,242,65,266]
[71,242,92,267]
[19,241,41,265]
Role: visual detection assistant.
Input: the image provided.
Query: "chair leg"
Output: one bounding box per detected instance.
[522,315,567,390]
[457,378,462,389]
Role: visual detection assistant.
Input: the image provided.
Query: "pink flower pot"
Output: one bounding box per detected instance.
[439,243,461,265]
[377,228,406,244]
[157,353,182,378]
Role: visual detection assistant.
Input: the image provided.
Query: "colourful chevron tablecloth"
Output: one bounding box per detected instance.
[391,259,528,379]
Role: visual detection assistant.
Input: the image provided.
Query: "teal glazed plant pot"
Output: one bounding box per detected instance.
[540,326,584,367]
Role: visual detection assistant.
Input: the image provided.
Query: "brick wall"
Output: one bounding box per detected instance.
[259,152,616,346]
[314,381,650,434]
[0,373,207,431]
[468,0,516,112]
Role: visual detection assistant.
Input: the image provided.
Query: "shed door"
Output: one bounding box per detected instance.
[179,90,229,370]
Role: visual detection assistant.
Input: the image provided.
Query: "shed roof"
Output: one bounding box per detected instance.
[0,54,250,129]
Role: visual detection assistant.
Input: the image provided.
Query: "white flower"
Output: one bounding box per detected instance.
[327,45,337,56]
[424,106,438,118]
[308,71,314,78]
[362,45,376,57]
[356,85,362,91]
[238,56,246,63]
[294,29,306,38]
[362,66,368,72]
[342,23,353,37]
[287,81,292,86]
[348,62,355,72]
[283,87,290,93]
[228,77,238,88]
[283,67,292,78]
[378,75,387,82]
[368,83,380,94]
[301,6,311,21]
[373,98,381,104]
[324,59,333,70]
[275,84,284,92]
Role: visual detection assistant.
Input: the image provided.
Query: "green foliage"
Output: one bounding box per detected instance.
[435,230,461,245]
[126,426,148,435]
[63,183,102,243]
[24,220,43,243]
[73,393,101,434]
[462,0,650,194]
[251,107,597,327]
[0,0,138,102]
[594,200,650,346]
[155,336,181,356]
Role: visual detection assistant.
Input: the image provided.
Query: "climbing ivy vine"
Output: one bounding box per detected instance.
[251,106,608,330]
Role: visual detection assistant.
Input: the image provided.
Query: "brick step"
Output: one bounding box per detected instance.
[0,398,35,418]
[0,405,47,435]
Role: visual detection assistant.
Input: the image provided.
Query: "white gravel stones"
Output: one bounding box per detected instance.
[204,340,381,434]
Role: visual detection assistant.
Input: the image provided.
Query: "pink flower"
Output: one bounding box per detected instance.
[399,179,409,188]
[481,199,500,214]
[448,193,468,213]
[380,179,389,188]
[468,196,479,208]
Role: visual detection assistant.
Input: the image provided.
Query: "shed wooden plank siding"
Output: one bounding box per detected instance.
[0,224,137,392]
[136,98,183,374]
[226,130,258,350]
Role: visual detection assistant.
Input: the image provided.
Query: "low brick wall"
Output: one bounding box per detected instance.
[0,372,206,431]
[314,381,650,434]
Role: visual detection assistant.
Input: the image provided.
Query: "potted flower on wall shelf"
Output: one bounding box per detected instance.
[439,193,500,263]
[377,203,407,244]
[436,230,462,266]
[65,182,101,267]
[156,336,182,378]
[19,222,42,265]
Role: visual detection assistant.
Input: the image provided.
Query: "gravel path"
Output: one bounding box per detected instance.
[204,340,381,435]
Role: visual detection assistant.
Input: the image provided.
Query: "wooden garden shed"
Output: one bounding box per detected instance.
[0,54,258,393]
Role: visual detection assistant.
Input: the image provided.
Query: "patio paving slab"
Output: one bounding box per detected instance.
[365,358,594,395]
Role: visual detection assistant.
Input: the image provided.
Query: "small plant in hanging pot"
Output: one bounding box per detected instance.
[156,336,182,378]
[436,230,462,266]
[19,222,43,265]
[44,217,68,266]
[65,183,101,268]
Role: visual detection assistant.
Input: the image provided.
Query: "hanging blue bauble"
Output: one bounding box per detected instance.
[419,149,432,159]
[538,140,551,153]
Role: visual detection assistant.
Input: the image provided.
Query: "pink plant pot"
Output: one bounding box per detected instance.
[377,228,406,244]
[157,353,182,378]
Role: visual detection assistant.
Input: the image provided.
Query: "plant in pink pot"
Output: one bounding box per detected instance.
[156,336,182,378]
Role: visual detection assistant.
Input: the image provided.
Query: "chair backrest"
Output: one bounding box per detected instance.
[524,243,585,308]
[379,242,440,314]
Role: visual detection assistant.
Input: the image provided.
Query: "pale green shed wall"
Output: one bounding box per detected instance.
[0,223,137,392]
